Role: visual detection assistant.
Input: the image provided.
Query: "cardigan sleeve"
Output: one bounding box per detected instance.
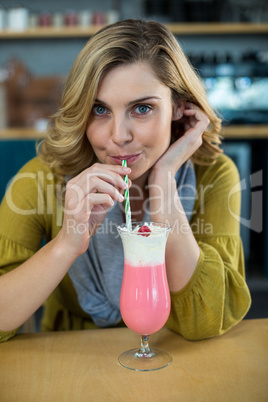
[0,157,54,342]
[166,154,251,340]
[0,235,36,342]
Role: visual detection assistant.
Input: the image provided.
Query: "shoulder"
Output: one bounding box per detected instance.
[3,157,61,213]
[10,157,62,192]
[17,156,53,175]
[0,157,55,254]
[191,153,242,235]
[194,153,240,189]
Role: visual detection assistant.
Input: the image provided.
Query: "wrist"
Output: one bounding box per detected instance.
[52,229,85,264]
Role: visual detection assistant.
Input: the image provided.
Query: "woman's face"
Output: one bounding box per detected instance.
[86,62,179,181]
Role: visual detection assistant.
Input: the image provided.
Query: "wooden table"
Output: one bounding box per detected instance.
[0,319,267,402]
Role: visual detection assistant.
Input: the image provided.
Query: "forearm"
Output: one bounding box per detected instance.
[165,205,200,292]
[0,233,77,331]
[149,173,199,292]
[155,200,199,292]
[166,240,251,340]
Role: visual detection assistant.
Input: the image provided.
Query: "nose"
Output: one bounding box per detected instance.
[110,116,133,146]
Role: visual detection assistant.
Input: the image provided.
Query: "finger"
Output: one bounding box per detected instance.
[183,105,209,120]
[71,176,125,204]
[84,193,115,213]
[184,101,198,110]
[183,123,206,145]
[194,119,209,133]
[90,176,125,203]
[183,111,210,131]
[90,170,128,191]
[118,178,132,196]
[65,182,85,212]
[69,164,130,191]
[77,163,130,181]
[183,109,204,120]
[67,171,127,199]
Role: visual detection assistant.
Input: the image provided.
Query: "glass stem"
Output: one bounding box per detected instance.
[138,335,152,357]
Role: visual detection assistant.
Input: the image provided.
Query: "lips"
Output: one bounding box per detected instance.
[110,153,141,165]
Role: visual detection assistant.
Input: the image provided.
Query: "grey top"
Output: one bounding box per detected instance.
[68,160,196,327]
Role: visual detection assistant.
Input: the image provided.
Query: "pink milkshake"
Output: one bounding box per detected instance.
[118,222,171,336]
[120,262,170,335]
[117,222,172,371]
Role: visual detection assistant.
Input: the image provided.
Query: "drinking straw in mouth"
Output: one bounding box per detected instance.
[122,160,132,231]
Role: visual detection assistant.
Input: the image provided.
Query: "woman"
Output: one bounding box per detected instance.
[0,19,251,342]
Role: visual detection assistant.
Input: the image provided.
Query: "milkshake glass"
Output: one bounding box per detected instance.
[117,221,171,371]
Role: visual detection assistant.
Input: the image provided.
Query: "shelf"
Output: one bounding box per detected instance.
[222,125,268,139]
[165,23,268,35]
[0,26,101,39]
[0,23,268,39]
[1,125,268,140]
[0,128,45,139]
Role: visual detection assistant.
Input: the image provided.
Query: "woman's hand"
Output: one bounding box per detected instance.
[57,163,130,257]
[147,103,206,291]
[150,102,210,181]
[147,102,209,222]
[0,162,132,332]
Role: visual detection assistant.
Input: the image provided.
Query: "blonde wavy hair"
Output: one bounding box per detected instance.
[39,19,222,177]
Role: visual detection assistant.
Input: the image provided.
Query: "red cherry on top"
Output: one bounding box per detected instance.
[138,225,151,237]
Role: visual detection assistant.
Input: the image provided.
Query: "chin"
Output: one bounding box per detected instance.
[130,166,149,181]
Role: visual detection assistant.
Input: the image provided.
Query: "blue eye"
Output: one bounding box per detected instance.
[135,104,150,114]
[92,105,107,115]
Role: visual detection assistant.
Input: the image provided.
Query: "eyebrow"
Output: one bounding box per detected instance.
[94,96,161,108]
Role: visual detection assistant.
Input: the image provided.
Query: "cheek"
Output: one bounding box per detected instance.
[86,124,101,149]
[148,116,172,148]
[85,122,92,141]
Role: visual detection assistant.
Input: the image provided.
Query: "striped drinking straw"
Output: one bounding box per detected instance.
[122,160,132,231]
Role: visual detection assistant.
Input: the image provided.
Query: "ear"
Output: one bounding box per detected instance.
[172,101,185,121]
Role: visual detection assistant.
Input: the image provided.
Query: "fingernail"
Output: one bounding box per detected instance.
[118,193,124,202]
[122,167,131,173]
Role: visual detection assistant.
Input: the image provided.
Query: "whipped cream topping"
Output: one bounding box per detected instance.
[118,223,169,266]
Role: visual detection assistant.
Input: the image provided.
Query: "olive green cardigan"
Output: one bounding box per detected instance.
[0,154,251,342]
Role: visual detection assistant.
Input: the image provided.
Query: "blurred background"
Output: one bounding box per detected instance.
[0,0,267,325]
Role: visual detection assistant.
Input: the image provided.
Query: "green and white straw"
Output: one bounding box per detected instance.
[122,160,132,231]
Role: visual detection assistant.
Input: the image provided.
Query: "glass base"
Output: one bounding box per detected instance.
[118,348,172,371]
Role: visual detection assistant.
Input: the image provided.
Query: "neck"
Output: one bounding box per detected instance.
[131,171,148,193]
[129,171,149,222]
